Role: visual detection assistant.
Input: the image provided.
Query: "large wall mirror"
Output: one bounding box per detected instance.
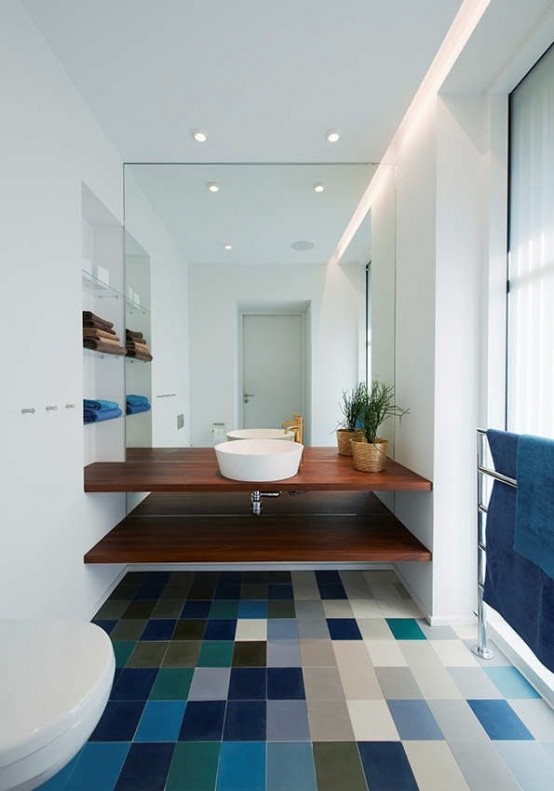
[123,163,384,449]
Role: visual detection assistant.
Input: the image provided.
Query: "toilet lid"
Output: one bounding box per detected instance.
[0,619,115,768]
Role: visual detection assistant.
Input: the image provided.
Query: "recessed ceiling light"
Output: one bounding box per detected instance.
[291,240,315,251]
[192,130,207,143]
[207,182,219,193]
[325,129,340,143]
[223,244,232,250]
[313,182,325,193]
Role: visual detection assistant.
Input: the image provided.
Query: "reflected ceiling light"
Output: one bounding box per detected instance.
[291,240,315,251]
[192,129,207,142]
[325,129,340,143]
[223,243,232,250]
[206,182,220,192]
[313,182,325,193]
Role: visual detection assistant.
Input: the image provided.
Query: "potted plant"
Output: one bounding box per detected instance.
[351,379,409,471]
[336,382,366,455]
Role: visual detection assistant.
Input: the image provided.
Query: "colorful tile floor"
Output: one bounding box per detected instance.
[40,569,554,790]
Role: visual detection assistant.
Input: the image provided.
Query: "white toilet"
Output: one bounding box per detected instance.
[0,619,115,791]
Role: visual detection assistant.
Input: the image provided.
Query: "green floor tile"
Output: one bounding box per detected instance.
[112,641,136,668]
[111,619,147,641]
[209,600,240,618]
[386,618,427,640]
[174,620,207,640]
[152,599,185,618]
[127,641,168,668]
[166,742,220,790]
[150,668,194,700]
[163,641,201,667]
[268,600,296,618]
[121,600,157,619]
[313,742,368,791]
[197,641,234,667]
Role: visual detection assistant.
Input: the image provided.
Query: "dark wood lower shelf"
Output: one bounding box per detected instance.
[84,492,431,564]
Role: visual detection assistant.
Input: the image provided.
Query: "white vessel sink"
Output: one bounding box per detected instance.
[226,428,294,441]
[215,439,303,482]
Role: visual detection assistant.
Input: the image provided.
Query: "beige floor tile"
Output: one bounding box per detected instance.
[322,600,354,618]
[307,700,355,741]
[451,623,478,640]
[357,619,394,639]
[303,666,345,701]
[300,640,338,667]
[339,571,372,599]
[411,663,464,699]
[365,639,408,667]
[234,619,267,641]
[378,599,423,618]
[404,741,471,791]
[363,570,399,585]
[347,699,400,741]
[349,599,382,618]
[291,571,320,599]
[430,639,480,667]
[334,642,383,699]
[368,582,403,600]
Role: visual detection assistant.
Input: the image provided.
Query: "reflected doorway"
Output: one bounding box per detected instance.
[241,310,307,433]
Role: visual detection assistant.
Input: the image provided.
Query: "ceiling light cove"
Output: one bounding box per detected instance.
[325,129,340,143]
[313,182,325,193]
[207,182,220,193]
[192,130,207,143]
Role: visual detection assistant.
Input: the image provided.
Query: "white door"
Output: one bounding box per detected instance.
[242,314,304,428]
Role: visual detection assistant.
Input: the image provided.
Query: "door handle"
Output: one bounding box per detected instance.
[243,392,255,404]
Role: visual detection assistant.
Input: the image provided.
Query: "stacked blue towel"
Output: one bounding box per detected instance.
[83,399,122,424]
[126,394,151,415]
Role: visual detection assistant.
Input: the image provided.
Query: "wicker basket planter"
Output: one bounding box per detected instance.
[336,429,365,456]
[351,438,389,472]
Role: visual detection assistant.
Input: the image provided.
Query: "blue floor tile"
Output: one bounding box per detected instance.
[110,668,158,701]
[90,701,145,741]
[318,583,348,600]
[224,700,266,741]
[327,618,362,640]
[484,667,541,699]
[204,618,237,640]
[228,667,267,700]
[36,751,81,789]
[238,600,268,618]
[315,571,342,584]
[179,700,226,741]
[65,742,129,790]
[388,700,443,740]
[93,619,118,634]
[268,584,294,600]
[220,571,243,583]
[114,742,174,791]
[140,619,177,641]
[181,600,211,618]
[267,619,298,640]
[267,667,305,699]
[135,701,186,742]
[217,742,266,791]
[215,583,242,599]
[267,742,317,791]
[468,699,534,740]
[358,742,419,791]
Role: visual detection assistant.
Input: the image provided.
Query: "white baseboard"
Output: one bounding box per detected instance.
[86,567,127,622]
[124,562,395,573]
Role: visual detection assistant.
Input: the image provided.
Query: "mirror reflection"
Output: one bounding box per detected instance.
[124,163,377,448]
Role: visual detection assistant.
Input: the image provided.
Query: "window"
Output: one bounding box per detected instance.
[507,43,554,438]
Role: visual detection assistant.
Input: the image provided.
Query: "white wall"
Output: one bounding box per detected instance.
[188,262,365,446]
[124,172,190,447]
[0,1,126,619]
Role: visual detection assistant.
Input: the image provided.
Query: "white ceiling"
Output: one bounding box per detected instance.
[22,0,462,163]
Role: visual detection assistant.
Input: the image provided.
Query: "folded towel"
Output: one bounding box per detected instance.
[126,350,153,361]
[82,311,114,329]
[126,329,144,340]
[83,327,117,339]
[126,394,150,406]
[83,339,126,355]
[84,398,120,411]
[84,406,122,424]
[514,434,554,579]
[126,403,151,415]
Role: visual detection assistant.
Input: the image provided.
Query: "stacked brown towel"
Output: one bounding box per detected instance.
[126,328,153,362]
[82,311,126,355]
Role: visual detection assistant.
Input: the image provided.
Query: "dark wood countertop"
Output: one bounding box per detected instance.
[84,447,432,493]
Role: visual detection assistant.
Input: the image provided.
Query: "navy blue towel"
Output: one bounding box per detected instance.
[126,403,151,415]
[126,394,150,407]
[514,434,554,579]
[484,429,554,672]
[84,406,122,424]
